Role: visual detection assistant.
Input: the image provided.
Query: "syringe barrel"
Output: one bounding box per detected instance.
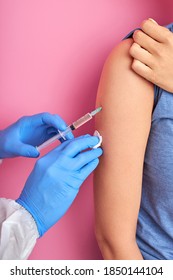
[72,113,92,129]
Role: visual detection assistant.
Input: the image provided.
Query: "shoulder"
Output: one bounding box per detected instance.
[97,38,154,108]
[107,38,134,65]
[102,38,134,78]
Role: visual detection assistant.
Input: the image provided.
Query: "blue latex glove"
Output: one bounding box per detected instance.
[0,112,73,159]
[16,135,102,237]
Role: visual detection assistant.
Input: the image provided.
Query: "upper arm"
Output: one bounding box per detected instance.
[94,38,154,258]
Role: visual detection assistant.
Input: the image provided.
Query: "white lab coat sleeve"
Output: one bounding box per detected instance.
[0,198,39,260]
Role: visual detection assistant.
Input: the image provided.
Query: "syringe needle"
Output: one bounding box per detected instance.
[90,107,102,116]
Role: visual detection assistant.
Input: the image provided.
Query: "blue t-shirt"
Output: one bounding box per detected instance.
[126,23,173,260]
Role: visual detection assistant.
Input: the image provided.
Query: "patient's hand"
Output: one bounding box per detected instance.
[129,18,173,92]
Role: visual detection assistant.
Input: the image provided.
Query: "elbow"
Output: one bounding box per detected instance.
[95,225,122,259]
[95,225,139,260]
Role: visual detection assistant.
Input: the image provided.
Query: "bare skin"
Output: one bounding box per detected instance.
[94,38,154,260]
[129,18,173,92]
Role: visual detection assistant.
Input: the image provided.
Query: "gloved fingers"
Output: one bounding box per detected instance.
[47,127,57,135]
[80,158,100,181]
[30,112,74,140]
[60,133,91,144]
[15,142,39,158]
[43,134,92,159]
[46,127,69,143]
[42,138,71,158]
[46,128,64,143]
[47,127,88,136]
[73,148,103,170]
[61,135,100,158]
[45,113,74,140]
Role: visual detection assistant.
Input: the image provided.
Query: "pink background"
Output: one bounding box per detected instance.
[0,0,173,260]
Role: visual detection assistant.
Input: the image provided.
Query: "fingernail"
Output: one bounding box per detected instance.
[148,18,158,24]
[35,147,40,157]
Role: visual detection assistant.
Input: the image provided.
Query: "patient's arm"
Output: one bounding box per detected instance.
[94,38,154,260]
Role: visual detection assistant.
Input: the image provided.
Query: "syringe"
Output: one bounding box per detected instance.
[37,107,102,151]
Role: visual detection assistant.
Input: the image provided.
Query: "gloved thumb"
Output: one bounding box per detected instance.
[19,143,40,158]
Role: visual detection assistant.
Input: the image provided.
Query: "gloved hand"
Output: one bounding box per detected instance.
[16,135,102,237]
[0,112,73,159]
